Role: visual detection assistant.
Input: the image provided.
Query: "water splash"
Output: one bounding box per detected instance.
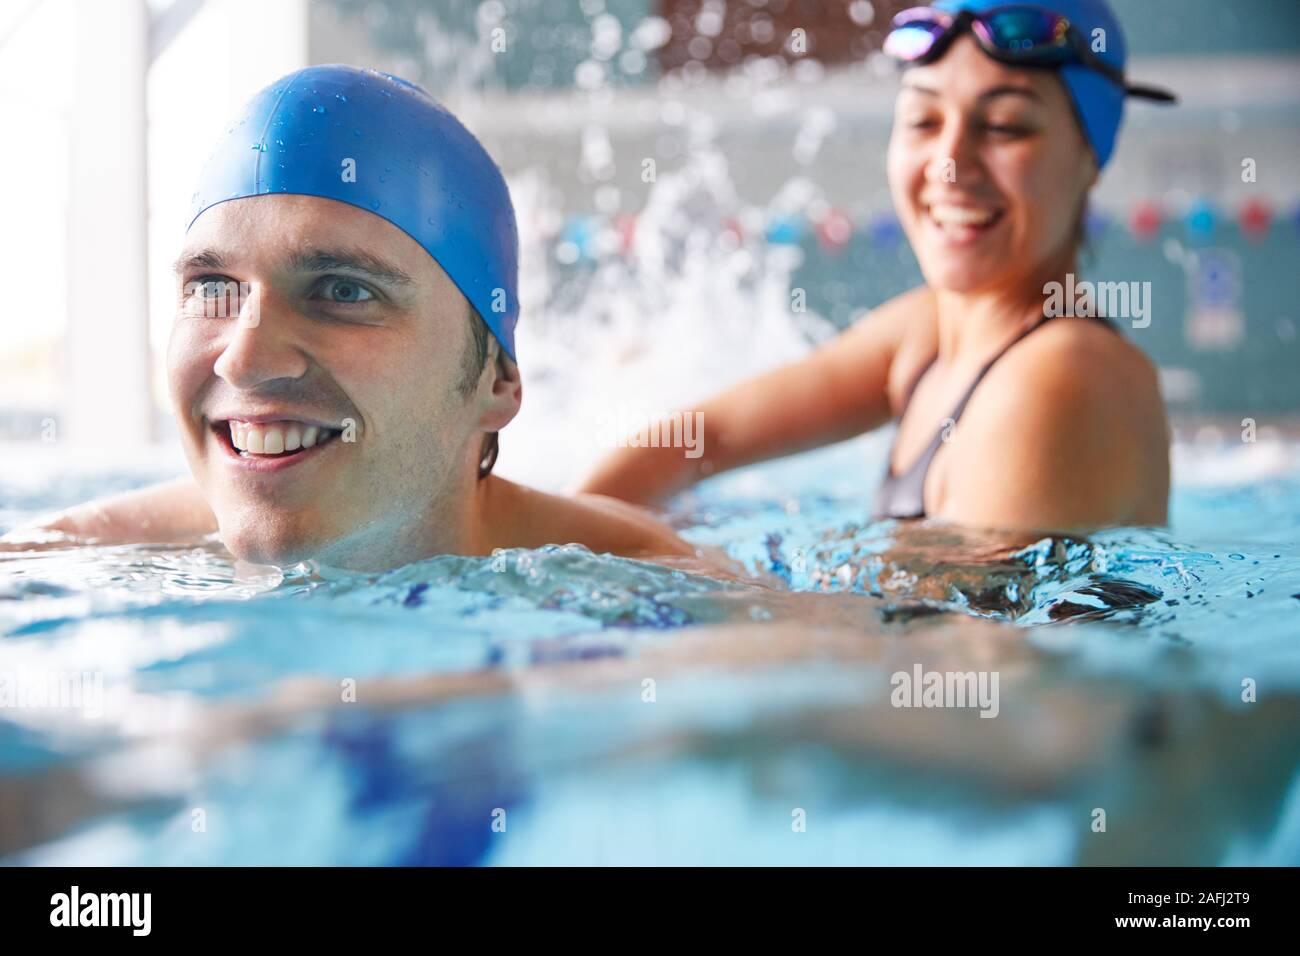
[504,136,835,491]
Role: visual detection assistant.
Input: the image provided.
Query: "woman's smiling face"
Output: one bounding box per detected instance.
[887,34,1098,295]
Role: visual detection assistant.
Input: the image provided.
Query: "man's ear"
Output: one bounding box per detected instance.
[479,344,521,432]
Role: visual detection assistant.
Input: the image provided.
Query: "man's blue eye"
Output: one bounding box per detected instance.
[322,278,374,303]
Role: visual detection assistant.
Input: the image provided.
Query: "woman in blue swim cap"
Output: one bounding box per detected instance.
[583,0,1176,533]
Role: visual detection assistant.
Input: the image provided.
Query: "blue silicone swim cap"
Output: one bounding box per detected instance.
[189,64,520,362]
[930,0,1130,167]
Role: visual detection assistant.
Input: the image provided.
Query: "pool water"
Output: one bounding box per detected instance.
[2,433,1299,865]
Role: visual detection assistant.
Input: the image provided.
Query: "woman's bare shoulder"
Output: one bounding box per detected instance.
[939,319,1169,529]
[1009,317,1162,409]
[842,287,940,415]
[960,316,1168,488]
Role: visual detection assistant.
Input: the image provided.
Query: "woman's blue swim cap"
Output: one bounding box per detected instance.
[188,64,520,362]
[929,0,1131,167]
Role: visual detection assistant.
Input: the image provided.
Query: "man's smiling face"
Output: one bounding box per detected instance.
[168,194,508,569]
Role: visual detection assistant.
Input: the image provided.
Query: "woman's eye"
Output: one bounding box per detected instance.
[985,123,1030,136]
[317,277,375,304]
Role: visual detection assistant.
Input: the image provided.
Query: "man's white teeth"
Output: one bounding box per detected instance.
[929,204,997,227]
[229,421,327,455]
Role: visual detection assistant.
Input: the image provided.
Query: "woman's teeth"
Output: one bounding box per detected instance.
[229,421,333,456]
[928,204,998,228]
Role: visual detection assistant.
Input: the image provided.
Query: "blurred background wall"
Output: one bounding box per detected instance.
[2,0,1298,472]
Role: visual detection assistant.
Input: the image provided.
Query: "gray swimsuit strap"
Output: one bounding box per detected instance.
[872,312,1118,520]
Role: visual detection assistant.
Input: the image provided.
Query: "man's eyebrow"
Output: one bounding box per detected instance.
[173,249,228,275]
[286,248,415,286]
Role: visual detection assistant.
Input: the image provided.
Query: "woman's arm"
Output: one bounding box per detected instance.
[1,476,217,549]
[577,286,936,505]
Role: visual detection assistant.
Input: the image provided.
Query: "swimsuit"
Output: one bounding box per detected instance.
[873,312,1118,520]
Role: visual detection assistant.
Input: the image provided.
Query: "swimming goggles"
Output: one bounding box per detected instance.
[883,4,1177,101]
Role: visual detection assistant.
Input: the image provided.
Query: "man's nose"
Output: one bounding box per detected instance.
[211,285,310,390]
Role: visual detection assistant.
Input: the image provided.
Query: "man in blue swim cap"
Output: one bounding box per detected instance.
[14,66,697,571]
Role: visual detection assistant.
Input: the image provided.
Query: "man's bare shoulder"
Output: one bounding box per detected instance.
[563,490,694,556]
[1,477,218,550]
[484,478,698,561]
